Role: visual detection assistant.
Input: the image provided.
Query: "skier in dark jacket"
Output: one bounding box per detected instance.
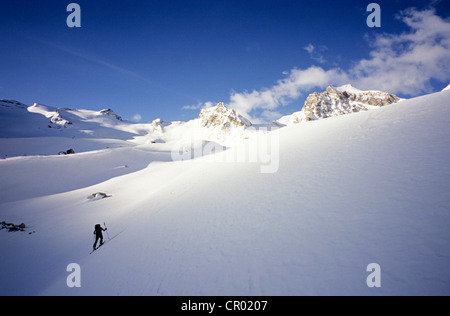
[93,224,107,250]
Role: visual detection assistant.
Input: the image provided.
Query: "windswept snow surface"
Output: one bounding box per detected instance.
[1,90,450,296]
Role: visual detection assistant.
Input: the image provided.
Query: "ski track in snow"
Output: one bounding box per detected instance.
[0,91,450,295]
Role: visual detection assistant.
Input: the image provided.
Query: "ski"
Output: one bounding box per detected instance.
[90,241,106,254]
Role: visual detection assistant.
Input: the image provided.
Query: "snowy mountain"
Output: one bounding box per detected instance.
[443,84,450,91]
[0,101,157,158]
[0,88,450,296]
[0,100,59,138]
[278,85,400,125]
[0,101,148,138]
[28,103,73,128]
[0,100,258,158]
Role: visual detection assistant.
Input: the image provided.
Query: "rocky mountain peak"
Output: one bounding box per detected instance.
[199,102,252,130]
[282,85,400,124]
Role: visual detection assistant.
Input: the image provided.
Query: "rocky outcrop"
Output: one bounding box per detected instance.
[100,109,122,121]
[58,149,75,155]
[87,192,112,200]
[279,85,400,124]
[1,221,26,232]
[50,110,73,128]
[199,102,252,130]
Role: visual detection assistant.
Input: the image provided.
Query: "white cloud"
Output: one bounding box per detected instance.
[304,44,315,54]
[351,8,450,94]
[132,113,142,122]
[182,101,215,111]
[304,44,327,64]
[182,104,203,111]
[261,110,284,122]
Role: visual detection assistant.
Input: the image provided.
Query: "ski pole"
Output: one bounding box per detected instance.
[104,222,111,241]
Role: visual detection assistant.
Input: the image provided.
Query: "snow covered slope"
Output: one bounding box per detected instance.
[0,90,450,296]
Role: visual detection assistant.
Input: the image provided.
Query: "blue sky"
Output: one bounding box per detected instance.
[1,0,449,122]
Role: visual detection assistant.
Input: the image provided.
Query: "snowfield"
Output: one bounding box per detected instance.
[0,89,450,296]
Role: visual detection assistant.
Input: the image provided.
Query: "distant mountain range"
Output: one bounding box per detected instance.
[0,84,403,145]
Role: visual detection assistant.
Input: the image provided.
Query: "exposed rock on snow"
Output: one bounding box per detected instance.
[87,192,112,200]
[199,102,252,130]
[58,149,76,155]
[279,84,400,125]
[1,221,26,232]
[100,109,122,121]
[50,110,72,128]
